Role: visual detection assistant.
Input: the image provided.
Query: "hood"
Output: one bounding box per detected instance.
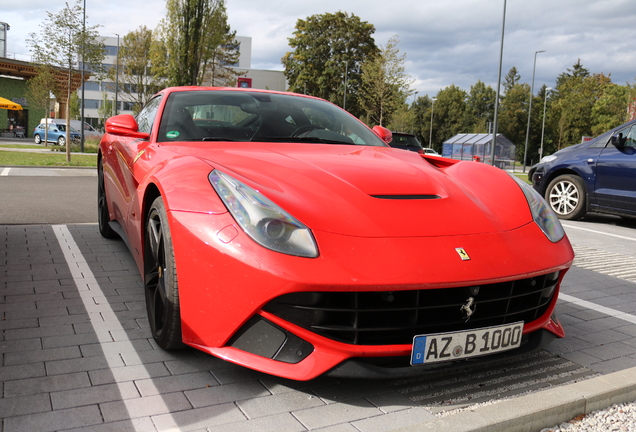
[165,142,531,237]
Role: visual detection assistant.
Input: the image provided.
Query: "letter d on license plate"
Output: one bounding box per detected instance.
[410,322,523,365]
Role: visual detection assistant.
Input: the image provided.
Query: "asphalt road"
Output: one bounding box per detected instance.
[0,167,97,224]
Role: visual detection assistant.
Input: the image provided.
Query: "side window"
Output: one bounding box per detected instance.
[625,126,636,147]
[136,96,162,134]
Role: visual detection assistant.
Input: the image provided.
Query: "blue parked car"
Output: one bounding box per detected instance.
[33,122,80,146]
[530,119,636,220]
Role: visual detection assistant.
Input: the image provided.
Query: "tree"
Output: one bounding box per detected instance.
[27,0,105,161]
[359,35,413,126]
[498,83,531,159]
[433,85,468,144]
[157,0,240,87]
[98,91,114,128]
[25,65,57,146]
[282,12,378,118]
[552,60,610,148]
[464,80,495,133]
[502,67,521,94]
[199,4,243,87]
[591,83,629,135]
[115,26,164,115]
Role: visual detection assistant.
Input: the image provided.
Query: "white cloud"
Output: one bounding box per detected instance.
[3,0,635,97]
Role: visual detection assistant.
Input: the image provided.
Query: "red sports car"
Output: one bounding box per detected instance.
[98,86,574,381]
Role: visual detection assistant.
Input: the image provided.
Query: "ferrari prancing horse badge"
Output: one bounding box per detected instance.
[455,248,470,261]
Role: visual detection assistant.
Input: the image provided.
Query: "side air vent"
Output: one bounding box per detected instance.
[371,195,440,200]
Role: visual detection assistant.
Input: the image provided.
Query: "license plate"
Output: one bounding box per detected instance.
[410,321,524,365]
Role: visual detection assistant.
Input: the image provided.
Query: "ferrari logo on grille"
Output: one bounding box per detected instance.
[455,248,470,261]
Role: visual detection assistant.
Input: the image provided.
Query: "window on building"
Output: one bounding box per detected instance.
[122,102,134,111]
[83,99,100,109]
[104,45,118,56]
[83,81,100,91]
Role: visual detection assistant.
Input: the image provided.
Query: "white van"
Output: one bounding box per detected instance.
[40,119,102,140]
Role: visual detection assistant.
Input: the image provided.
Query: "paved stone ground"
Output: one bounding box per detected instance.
[1,223,636,431]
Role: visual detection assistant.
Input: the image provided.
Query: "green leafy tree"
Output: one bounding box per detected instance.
[464,80,495,133]
[26,65,57,146]
[157,0,240,86]
[115,26,164,115]
[502,67,521,95]
[591,83,629,135]
[282,12,378,118]
[200,4,243,87]
[408,95,435,147]
[498,83,531,159]
[552,61,610,148]
[27,0,105,161]
[433,85,468,144]
[359,35,413,126]
[98,91,113,128]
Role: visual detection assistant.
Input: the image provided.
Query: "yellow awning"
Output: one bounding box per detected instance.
[0,96,23,110]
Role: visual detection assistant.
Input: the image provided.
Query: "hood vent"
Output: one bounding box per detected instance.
[371,194,440,200]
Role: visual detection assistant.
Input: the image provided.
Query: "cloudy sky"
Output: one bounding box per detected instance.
[4,0,635,98]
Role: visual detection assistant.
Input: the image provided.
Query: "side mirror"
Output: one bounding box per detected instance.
[105,114,150,139]
[611,134,626,147]
[372,125,393,144]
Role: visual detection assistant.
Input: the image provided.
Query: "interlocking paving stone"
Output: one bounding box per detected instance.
[3,221,636,431]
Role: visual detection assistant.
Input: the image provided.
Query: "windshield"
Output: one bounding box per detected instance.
[157,90,387,146]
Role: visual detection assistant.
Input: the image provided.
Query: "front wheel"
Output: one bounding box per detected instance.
[144,196,184,349]
[97,158,118,239]
[34,134,42,144]
[57,136,66,146]
[546,174,587,220]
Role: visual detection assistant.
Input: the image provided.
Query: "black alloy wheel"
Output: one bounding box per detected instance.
[144,196,183,349]
[97,159,118,239]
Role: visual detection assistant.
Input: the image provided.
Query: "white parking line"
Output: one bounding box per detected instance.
[1,167,10,176]
[53,224,173,430]
[559,293,636,325]
[562,223,636,242]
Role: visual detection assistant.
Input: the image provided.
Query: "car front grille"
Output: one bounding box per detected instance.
[263,271,561,345]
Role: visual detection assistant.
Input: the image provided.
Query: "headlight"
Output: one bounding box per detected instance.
[510,175,565,243]
[539,155,557,163]
[209,170,319,258]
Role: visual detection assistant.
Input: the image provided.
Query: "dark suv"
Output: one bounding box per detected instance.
[530,119,636,220]
[388,132,424,152]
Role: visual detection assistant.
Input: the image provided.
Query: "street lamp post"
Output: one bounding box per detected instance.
[522,50,545,173]
[490,0,507,167]
[114,33,120,116]
[539,87,552,160]
[411,91,418,134]
[80,0,86,152]
[429,97,436,149]
[343,61,348,111]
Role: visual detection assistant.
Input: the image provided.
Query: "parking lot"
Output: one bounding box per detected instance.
[2,168,636,431]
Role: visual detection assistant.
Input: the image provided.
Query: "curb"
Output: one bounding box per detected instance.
[389,365,636,432]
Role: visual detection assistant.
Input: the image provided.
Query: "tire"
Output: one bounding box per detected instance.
[57,136,66,146]
[34,134,42,144]
[97,159,118,239]
[144,196,184,349]
[545,174,587,220]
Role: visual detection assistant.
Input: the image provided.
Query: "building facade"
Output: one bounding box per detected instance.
[80,35,287,129]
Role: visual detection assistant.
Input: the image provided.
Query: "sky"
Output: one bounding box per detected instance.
[3,0,635,98]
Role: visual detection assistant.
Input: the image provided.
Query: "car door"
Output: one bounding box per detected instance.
[594,124,636,214]
[104,96,162,239]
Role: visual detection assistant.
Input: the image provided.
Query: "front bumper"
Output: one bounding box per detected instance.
[168,210,573,380]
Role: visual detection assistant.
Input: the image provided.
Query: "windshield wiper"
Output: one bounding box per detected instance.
[254,136,356,145]
[200,137,244,142]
